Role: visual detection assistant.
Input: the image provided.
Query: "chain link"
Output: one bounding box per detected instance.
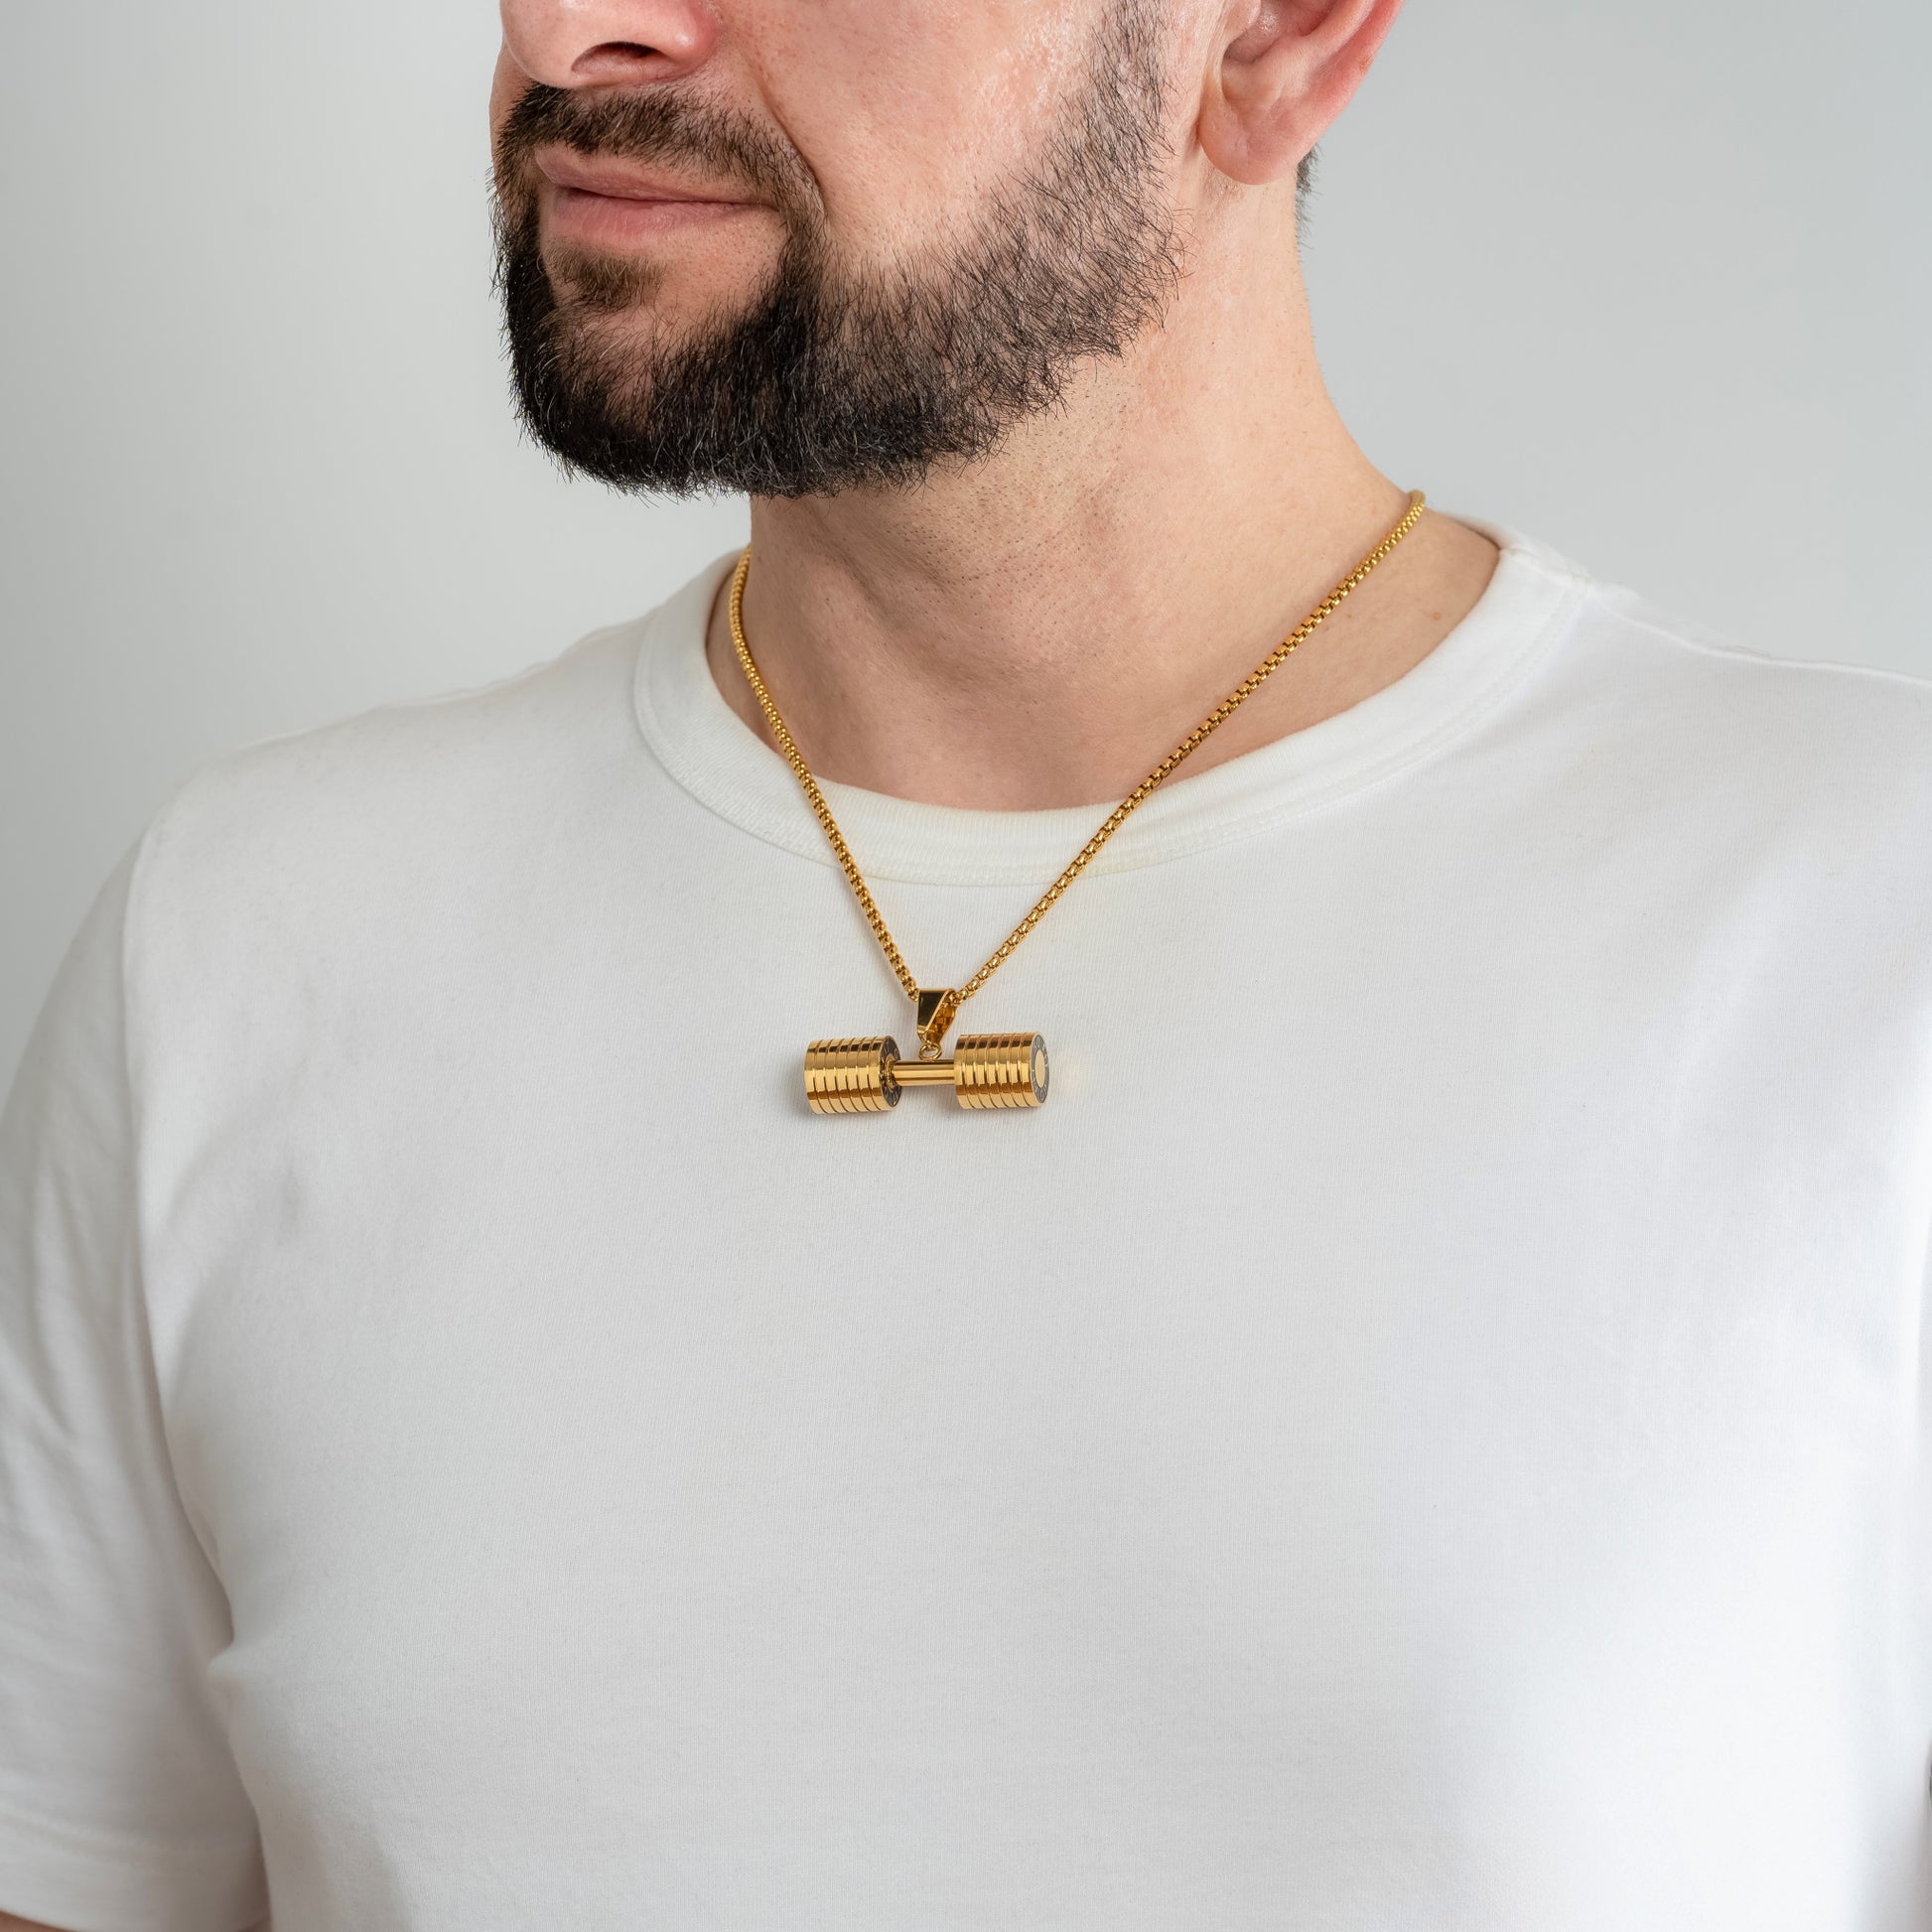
[729,489,1427,1049]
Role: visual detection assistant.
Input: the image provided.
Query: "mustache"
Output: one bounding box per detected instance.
[492,80,817,218]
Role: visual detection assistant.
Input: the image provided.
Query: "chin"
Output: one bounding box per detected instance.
[541,231,783,333]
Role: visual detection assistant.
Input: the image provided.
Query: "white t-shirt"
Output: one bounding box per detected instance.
[4,524,1931,1932]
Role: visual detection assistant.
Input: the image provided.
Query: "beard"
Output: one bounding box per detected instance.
[490,4,1181,498]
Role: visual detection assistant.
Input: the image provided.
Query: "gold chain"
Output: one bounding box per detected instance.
[729,488,1427,1056]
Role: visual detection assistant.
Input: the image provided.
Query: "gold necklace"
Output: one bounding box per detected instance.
[730,488,1427,1117]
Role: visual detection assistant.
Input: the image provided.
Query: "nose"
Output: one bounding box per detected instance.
[498,0,719,90]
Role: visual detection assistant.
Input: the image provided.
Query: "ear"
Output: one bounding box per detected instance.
[1198,0,1408,189]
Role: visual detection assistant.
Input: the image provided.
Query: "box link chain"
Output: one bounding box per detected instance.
[729,488,1427,1059]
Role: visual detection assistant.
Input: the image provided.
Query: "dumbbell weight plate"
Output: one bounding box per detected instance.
[952,1034,1049,1110]
[802,1036,902,1114]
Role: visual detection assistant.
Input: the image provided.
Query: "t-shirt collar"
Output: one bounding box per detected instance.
[630,519,1588,888]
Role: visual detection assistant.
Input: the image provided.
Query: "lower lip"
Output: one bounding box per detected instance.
[545,183,759,248]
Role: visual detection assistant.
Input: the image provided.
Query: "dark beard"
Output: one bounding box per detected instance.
[490,6,1180,498]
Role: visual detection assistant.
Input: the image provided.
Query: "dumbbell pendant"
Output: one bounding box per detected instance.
[804,1033,1049,1114]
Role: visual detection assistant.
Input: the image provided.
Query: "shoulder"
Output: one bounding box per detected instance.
[114,608,670,1036]
[1586,570,1932,759]
[1491,532,1932,841]
[144,615,649,881]
[129,544,744,918]
[124,573,713,950]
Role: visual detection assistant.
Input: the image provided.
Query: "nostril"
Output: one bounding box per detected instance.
[572,40,681,82]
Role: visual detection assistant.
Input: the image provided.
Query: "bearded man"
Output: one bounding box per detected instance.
[3,2,1930,1928]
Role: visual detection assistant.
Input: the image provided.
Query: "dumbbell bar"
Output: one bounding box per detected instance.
[804,1034,1049,1114]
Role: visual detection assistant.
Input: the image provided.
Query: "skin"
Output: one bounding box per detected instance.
[493,0,1498,811]
[0,10,1491,1928]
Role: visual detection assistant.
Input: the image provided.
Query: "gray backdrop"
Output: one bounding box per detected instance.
[4,1,1928,1089]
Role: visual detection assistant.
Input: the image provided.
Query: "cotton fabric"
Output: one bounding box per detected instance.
[4,525,1932,1930]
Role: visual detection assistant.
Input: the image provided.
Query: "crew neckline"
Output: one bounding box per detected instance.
[629,520,1588,887]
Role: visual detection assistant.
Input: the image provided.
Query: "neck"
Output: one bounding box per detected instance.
[705,221,1498,812]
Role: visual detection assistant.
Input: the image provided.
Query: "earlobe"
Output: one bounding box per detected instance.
[1198,0,1406,189]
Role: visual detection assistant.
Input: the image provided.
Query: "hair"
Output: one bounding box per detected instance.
[492,0,1190,496]
[492,3,1319,495]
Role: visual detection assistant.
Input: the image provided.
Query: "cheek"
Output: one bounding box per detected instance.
[752,0,1084,236]
[486,47,530,156]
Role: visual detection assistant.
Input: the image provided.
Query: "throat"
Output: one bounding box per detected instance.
[704,502,1498,812]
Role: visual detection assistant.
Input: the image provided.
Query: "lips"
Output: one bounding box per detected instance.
[534,148,754,207]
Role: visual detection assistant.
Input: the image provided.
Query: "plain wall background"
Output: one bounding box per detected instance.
[3,0,1928,1091]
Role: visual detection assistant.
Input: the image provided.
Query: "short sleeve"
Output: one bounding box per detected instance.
[0,838,267,1932]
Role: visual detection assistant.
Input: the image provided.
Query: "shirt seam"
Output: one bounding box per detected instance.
[120,785,236,1586]
[1594,587,1932,697]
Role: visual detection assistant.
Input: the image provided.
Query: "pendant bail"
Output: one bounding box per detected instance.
[915,987,961,1059]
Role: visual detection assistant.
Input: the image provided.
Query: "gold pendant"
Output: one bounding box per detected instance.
[803,1035,1048,1113]
[803,992,1048,1114]
[736,495,1427,1129]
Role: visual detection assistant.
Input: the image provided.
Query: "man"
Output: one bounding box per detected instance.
[3,0,1929,1925]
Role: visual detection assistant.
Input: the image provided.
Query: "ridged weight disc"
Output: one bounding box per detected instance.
[952,1034,1048,1110]
[803,1037,902,1114]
